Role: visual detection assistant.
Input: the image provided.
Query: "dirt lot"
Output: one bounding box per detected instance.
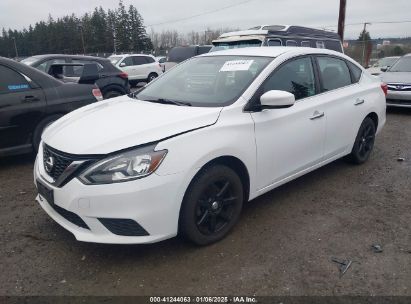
[0,109,410,296]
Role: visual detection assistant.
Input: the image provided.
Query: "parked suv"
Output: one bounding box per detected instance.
[108,54,163,86]
[22,54,130,99]
[0,57,102,157]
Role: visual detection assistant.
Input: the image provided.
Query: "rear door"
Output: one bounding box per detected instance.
[0,65,46,149]
[314,55,366,159]
[132,56,149,79]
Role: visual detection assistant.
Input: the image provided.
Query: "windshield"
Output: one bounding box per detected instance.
[389,57,411,72]
[21,56,41,66]
[135,55,272,107]
[377,57,399,67]
[210,40,262,52]
[109,56,123,65]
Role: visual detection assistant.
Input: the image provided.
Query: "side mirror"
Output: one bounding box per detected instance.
[78,63,100,84]
[380,66,388,72]
[260,90,295,109]
[119,62,126,67]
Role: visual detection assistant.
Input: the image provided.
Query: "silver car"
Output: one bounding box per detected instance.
[380,54,411,108]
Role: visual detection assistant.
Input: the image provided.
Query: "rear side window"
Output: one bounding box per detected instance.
[325,40,343,52]
[132,56,147,65]
[262,57,316,100]
[286,40,298,47]
[267,39,282,46]
[347,61,362,83]
[0,65,31,94]
[317,56,352,91]
[301,41,311,47]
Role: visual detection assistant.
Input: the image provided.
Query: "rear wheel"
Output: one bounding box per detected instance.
[348,117,376,164]
[32,115,63,152]
[147,73,158,83]
[180,165,244,245]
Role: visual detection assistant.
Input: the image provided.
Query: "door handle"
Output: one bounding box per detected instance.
[22,95,40,102]
[310,111,325,120]
[354,98,365,106]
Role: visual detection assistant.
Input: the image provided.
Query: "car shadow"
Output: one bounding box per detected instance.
[0,153,35,169]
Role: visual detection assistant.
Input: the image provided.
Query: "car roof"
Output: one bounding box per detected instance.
[199,46,343,58]
[110,54,153,57]
[26,54,109,62]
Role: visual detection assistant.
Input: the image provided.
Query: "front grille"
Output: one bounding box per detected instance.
[387,84,411,91]
[98,218,149,236]
[50,202,90,230]
[43,145,74,181]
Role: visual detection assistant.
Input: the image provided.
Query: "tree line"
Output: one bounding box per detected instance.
[0,1,152,58]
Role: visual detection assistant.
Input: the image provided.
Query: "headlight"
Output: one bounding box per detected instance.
[78,145,167,185]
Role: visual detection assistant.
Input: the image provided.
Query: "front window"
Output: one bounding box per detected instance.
[210,40,262,52]
[387,57,411,72]
[135,56,272,107]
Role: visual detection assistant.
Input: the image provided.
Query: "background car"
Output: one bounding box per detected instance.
[108,54,163,87]
[156,56,166,72]
[21,54,130,99]
[380,53,411,107]
[211,25,343,52]
[367,56,400,75]
[164,45,212,71]
[0,56,103,157]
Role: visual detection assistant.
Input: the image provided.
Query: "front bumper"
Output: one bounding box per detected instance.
[386,90,411,108]
[34,149,186,244]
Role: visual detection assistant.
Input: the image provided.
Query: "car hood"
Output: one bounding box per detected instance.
[380,72,411,84]
[42,96,222,155]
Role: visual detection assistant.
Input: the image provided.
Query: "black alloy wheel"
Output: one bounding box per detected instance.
[180,165,244,245]
[348,117,376,164]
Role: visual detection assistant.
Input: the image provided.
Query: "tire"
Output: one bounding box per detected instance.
[180,164,244,245]
[129,80,139,88]
[147,73,158,83]
[104,90,123,99]
[32,115,63,152]
[347,117,376,164]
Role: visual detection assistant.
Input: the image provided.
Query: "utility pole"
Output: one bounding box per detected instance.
[12,37,18,58]
[361,22,371,67]
[337,0,346,41]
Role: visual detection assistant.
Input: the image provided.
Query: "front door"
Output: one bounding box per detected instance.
[250,56,326,191]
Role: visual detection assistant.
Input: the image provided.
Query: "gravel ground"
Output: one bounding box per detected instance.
[0,108,410,296]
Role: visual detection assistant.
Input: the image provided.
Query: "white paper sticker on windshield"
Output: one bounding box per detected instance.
[220,60,254,72]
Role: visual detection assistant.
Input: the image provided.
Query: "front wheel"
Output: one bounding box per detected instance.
[348,117,376,164]
[180,165,244,245]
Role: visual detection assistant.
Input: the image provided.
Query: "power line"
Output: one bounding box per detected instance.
[323,20,411,28]
[147,0,256,27]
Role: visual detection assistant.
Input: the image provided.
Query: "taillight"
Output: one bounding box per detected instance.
[381,83,388,96]
[92,88,103,101]
[118,72,128,79]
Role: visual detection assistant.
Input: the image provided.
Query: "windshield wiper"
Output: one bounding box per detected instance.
[144,98,192,106]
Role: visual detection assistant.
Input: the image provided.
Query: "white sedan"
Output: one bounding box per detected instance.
[34,47,386,245]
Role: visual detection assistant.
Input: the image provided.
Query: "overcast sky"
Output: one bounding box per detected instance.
[0,0,410,39]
